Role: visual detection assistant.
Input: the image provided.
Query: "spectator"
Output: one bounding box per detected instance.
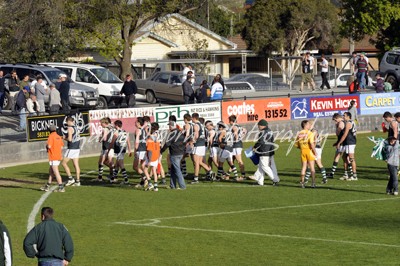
[160,121,186,189]
[19,75,30,99]
[182,72,195,104]
[0,70,5,114]
[34,76,48,114]
[374,73,385,93]
[7,71,19,93]
[210,75,223,101]
[58,74,70,114]
[356,53,368,91]
[49,84,61,115]
[319,54,331,90]
[0,220,12,266]
[211,74,225,91]
[23,207,74,265]
[120,74,137,107]
[195,80,210,103]
[15,86,29,131]
[300,53,315,92]
[26,94,40,116]
[182,64,194,82]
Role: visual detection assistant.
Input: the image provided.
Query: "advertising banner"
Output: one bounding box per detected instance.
[221,98,291,124]
[290,94,360,120]
[359,92,400,115]
[27,112,89,142]
[154,102,221,128]
[88,108,154,135]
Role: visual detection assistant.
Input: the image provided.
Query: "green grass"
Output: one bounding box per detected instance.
[1,132,400,266]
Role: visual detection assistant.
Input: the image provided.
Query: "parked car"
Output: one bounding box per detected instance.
[40,62,124,109]
[228,73,289,90]
[136,71,255,104]
[0,64,98,110]
[379,48,400,91]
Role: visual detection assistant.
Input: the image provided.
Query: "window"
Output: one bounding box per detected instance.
[91,68,122,83]
[77,68,98,84]
[386,53,399,65]
[169,74,181,84]
[154,73,170,84]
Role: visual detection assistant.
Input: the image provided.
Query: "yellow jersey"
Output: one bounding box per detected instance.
[295,129,314,151]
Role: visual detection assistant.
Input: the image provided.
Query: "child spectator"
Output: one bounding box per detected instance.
[374,73,385,93]
[384,136,399,196]
[40,125,65,192]
[26,94,40,116]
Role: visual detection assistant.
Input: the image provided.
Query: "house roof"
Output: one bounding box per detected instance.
[228,34,248,50]
[339,36,379,53]
[133,32,179,48]
[137,13,237,49]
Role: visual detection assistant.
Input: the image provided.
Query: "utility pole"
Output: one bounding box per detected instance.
[207,0,210,29]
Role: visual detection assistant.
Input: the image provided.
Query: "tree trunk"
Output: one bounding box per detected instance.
[118,39,133,79]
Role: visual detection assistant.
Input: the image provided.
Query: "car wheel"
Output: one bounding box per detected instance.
[386,75,399,91]
[96,96,108,110]
[146,90,156,104]
[2,92,12,110]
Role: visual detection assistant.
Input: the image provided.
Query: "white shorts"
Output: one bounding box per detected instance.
[210,147,219,158]
[345,144,356,154]
[49,160,60,166]
[148,160,158,167]
[192,146,206,156]
[64,149,80,159]
[315,148,322,160]
[136,151,146,161]
[218,149,232,163]
[232,148,243,156]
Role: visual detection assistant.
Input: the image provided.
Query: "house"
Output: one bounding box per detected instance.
[130,13,253,78]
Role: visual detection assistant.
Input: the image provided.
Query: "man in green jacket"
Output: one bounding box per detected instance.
[0,220,12,266]
[23,207,74,266]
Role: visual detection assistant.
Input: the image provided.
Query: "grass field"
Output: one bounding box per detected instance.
[1,132,399,265]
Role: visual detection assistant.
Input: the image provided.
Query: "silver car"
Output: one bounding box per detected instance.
[379,48,400,91]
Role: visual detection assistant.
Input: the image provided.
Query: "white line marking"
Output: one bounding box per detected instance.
[131,223,400,248]
[27,186,56,232]
[115,197,398,225]
[80,170,95,177]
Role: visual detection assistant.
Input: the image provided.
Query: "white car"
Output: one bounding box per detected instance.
[41,63,124,109]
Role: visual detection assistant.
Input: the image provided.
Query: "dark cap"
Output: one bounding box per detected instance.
[257,119,268,127]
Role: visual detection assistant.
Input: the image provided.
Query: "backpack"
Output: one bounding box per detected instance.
[384,82,392,92]
[348,81,358,94]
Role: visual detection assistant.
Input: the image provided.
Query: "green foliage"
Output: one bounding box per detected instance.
[242,0,340,56]
[374,19,400,53]
[340,0,400,41]
[0,0,83,63]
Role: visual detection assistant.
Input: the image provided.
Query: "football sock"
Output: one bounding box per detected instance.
[321,167,326,179]
[98,164,104,179]
[217,167,224,179]
[305,168,311,180]
[121,168,128,181]
[231,166,238,178]
[330,161,338,177]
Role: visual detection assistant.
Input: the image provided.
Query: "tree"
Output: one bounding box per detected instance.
[339,0,400,42]
[73,0,207,78]
[241,0,340,87]
[0,0,83,63]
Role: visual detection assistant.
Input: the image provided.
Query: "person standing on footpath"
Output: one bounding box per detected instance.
[120,74,137,107]
[15,86,29,131]
[23,207,74,266]
[58,74,70,114]
[0,71,6,114]
[356,53,368,91]
[182,71,195,104]
[49,84,61,115]
[319,54,331,90]
[0,220,12,266]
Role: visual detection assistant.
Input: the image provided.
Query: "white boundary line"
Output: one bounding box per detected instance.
[115,197,398,225]
[27,187,56,232]
[138,224,400,248]
[27,170,95,232]
[114,197,400,248]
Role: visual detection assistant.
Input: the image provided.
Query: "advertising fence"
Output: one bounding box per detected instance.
[19,91,400,142]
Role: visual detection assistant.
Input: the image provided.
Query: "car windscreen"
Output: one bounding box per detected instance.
[91,68,122,83]
[43,70,64,84]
